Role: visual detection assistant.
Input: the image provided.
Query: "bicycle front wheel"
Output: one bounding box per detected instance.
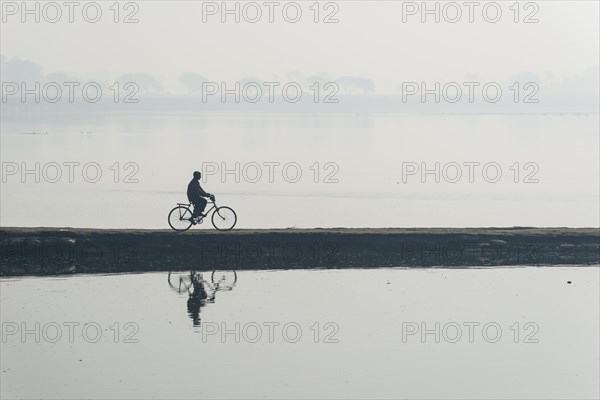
[211,270,237,290]
[168,206,193,231]
[211,206,237,231]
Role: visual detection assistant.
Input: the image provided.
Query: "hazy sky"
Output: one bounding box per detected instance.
[1,1,599,94]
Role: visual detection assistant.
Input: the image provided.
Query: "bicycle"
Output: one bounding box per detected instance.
[168,195,237,231]
[167,270,238,295]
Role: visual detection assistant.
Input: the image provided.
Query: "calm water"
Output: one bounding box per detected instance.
[1,267,598,399]
[1,113,599,229]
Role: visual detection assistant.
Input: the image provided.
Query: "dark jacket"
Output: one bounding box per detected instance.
[187,179,210,202]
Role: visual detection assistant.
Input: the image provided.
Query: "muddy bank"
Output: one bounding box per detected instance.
[1,227,598,276]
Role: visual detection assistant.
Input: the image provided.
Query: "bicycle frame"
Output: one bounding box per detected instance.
[202,202,217,216]
[177,201,217,220]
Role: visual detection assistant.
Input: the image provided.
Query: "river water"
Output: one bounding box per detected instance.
[1,266,598,399]
[1,113,598,229]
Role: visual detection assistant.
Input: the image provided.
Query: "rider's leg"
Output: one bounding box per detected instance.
[196,197,208,216]
[190,202,198,218]
[191,198,208,218]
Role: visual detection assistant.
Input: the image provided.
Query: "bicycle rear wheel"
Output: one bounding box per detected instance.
[168,206,193,231]
[211,206,237,231]
[168,271,194,293]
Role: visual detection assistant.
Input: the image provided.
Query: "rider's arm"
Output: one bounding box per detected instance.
[197,183,211,198]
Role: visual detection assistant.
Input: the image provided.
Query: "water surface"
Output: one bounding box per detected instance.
[1,113,599,228]
[1,267,598,399]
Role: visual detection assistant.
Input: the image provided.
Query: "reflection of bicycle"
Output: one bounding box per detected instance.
[168,196,237,231]
[167,270,238,295]
[168,270,238,327]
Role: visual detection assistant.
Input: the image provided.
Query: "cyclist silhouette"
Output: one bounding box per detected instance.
[187,171,213,223]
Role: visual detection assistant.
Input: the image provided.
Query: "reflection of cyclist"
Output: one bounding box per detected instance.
[167,270,235,327]
[186,273,213,326]
[187,171,213,223]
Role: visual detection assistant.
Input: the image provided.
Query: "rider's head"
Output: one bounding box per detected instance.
[193,171,201,180]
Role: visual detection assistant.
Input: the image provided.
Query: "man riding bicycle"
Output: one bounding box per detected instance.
[168,173,236,231]
[187,171,214,223]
